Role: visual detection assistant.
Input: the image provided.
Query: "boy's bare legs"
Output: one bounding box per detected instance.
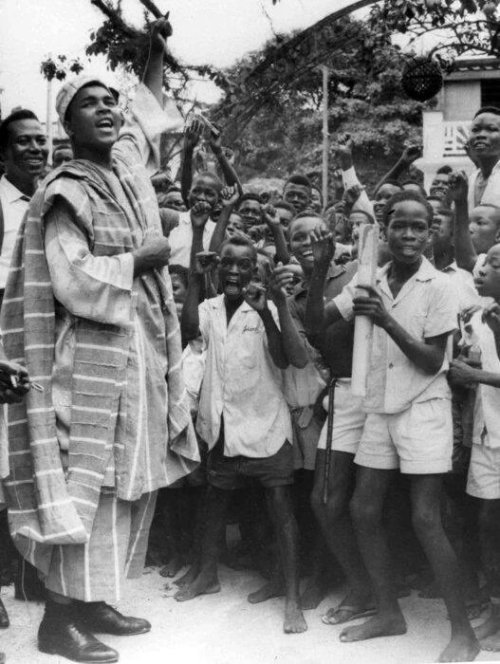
[174,486,229,602]
[264,485,307,634]
[311,450,373,622]
[474,499,500,650]
[340,466,406,643]
[409,474,478,662]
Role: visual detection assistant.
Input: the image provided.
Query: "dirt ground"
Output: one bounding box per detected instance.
[2,564,500,664]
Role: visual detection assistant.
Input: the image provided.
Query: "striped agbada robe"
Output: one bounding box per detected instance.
[0,84,199,602]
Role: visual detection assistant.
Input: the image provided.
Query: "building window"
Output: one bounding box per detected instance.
[481,79,500,108]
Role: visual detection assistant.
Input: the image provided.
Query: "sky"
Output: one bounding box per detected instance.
[0,0,357,122]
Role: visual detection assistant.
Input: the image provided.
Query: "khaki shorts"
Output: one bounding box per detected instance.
[467,440,500,500]
[355,398,453,475]
[317,379,365,455]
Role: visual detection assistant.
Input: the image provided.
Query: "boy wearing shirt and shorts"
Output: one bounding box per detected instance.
[307,190,478,663]
[449,242,500,653]
[179,235,309,635]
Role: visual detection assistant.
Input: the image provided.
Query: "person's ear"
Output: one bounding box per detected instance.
[119,110,125,127]
[495,227,500,243]
[63,120,74,138]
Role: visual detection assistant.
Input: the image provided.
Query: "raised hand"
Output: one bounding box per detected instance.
[352,285,390,328]
[150,15,173,52]
[401,144,422,164]
[220,185,240,208]
[448,171,469,202]
[310,228,335,269]
[334,134,354,170]
[344,184,363,207]
[194,250,219,276]
[190,200,212,228]
[262,204,280,228]
[184,117,204,151]
[243,282,268,311]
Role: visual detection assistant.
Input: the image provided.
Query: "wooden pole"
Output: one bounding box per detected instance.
[321,65,329,211]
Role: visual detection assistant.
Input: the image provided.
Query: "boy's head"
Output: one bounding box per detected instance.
[188,171,221,211]
[52,143,73,168]
[237,193,262,231]
[169,264,189,318]
[349,209,374,248]
[225,212,245,239]
[382,191,433,265]
[310,186,323,213]
[274,201,296,234]
[470,107,500,163]
[288,212,328,271]
[475,243,500,300]
[219,235,257,301]
[372,181,403,225]
[283,174,312,214]
[469,204,500,254]
[162,186,186,212]
[429,165,452,200]
[401,179,426,197]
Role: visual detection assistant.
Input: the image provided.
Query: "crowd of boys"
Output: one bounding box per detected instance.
[1,22,500,662]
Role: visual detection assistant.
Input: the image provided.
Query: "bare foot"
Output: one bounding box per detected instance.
[479,629,500,652]
[248,580,285,604]
[160,554,186,578]
[284,599,307,634]
[438,632,479,661]
[340,613,407,642]
[174,571,220,602]
[174,564,200,587]
[475,612,500,641]
[300,578,328,610]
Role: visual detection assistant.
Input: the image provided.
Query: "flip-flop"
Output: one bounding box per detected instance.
[321,604,377,625]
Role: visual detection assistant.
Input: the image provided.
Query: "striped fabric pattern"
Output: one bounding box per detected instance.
[0,153,197,563]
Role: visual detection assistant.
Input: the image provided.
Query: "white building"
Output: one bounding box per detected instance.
[420,57,500,188]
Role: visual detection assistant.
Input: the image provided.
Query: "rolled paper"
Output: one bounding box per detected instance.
[351,224,379,397]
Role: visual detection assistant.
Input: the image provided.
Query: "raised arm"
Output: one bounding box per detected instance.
[262,205,291,264]
[143,17,173,105]
[180,119,203,207]
[335,135,374,217]
[268,264,309,368]
[304,230,342,342]
[373,145,422,194]
[450,170,477,273]
[209,185,240,254]
[243,284,288,369]
[207,135,243,195]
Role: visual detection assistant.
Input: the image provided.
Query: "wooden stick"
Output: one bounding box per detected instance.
[351,224,378,397]
[322,377,336,505]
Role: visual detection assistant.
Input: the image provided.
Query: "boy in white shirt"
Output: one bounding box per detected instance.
[307,190,478,663]
[178,235,309,634]
[449,242,500,652]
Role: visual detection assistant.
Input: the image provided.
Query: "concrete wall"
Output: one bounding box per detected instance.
[443,80,480,121]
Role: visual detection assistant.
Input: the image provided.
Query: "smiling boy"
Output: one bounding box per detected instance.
[307,190,478,662]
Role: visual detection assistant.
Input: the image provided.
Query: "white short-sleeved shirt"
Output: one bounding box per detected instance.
[441,261,481,313]
[196,295,292,458]
[0,176,30,290]
[467,310,500,448]
[334,257,457,414]
[168,210,216,268]
[468,163,500,214]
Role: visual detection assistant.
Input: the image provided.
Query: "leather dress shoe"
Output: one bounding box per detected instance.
[78,602,151,636]
[38,601,118,663]
[0,597,9,629]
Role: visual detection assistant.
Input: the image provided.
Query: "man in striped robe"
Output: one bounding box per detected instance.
[0,17,198,664]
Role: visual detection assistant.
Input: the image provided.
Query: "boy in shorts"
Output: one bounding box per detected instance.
[308,190,478,663]
[178,234,308,634]
[449,242,500,652]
